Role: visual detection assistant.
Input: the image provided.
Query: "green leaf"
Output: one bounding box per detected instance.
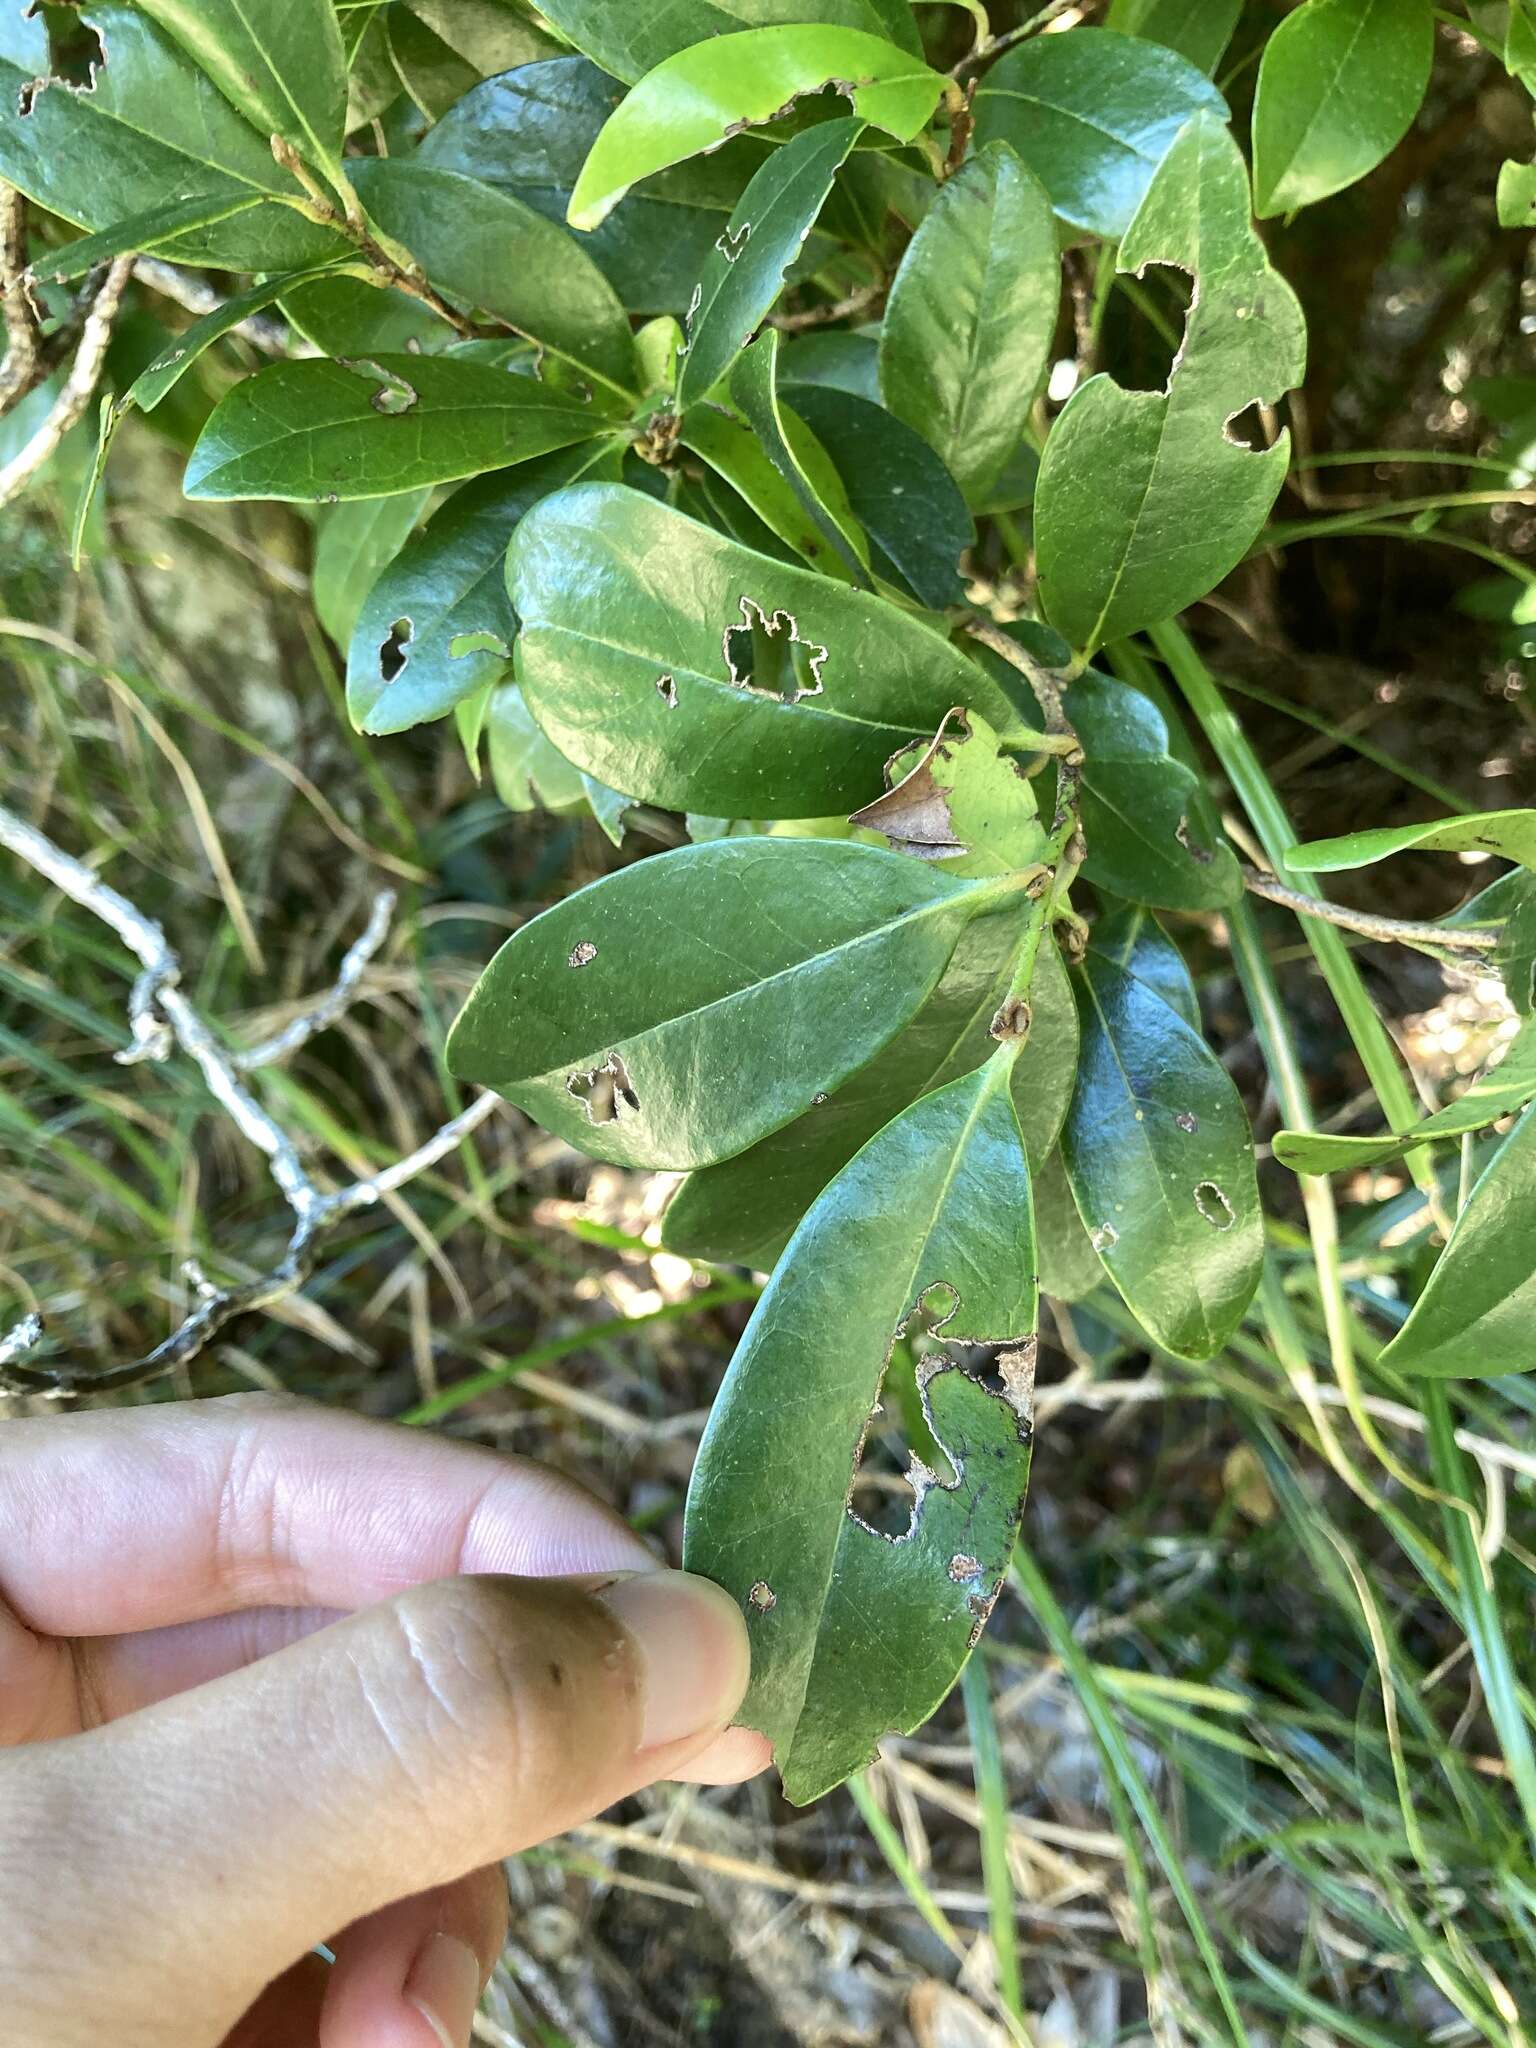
[128,269,341,413]
[1034,113,1306,651]
[878,142,1057,504]
[400,0,559,78]
[680,396,865,578]
[1380,1101,1536,1378]
[185,355,607,502]
[1034,1146,1105,1302]
[1274,1016,1536,1175]
[1106,0,1243,75]
[383,6,478,119]
[1066,669,1242,909]
[0,5,343,272]
[1451,868,1536,1015]
[972,26,1227,239]
[781,330,882,402]
[1088,901,1200,1031]
[567,27,944,231]
[130,0,348,176]
[537,0,921,86]
[1497,159,1536,229]
[347,443,620,734]
[280,273,456,357]
[851,708,1048,879]
[730,330,872,586]
[25,193,269,284]
[1252,0,1433,218]
[1287,809,1536,874]
[780,383,972,609]
[445,837,1022,1170]
[420,59,799,319]
[663,914,1076,1269]
[345,159,638,394]
[484,684,588,812]
[677,117,862,407]
[1062,948,1262,1358]
[507,483,1032,816]
[684,1055,1036,1804]
[312,489,430,648]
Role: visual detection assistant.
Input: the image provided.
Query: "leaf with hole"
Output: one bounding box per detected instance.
[1062,948,1262,1359]
[1034,112,1306,652]
[446,837,1025,1170]
[506,483,1032,816]
[312,490,430,649]
[684,1056,1036,1803]
[664,917,1078,1268]
[972,26,1227,238]
[851,709,1049,880]
[1252,0,1433,218]
[566,26,944,231]
[879,142,1058,505]
[130,0,348,176]
[1380,1101,1536,1378]
[536,0,921,86]
[184,356,608,502]
[1287,809,1536,875]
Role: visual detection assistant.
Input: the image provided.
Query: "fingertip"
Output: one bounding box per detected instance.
[675,1723,774,1785]
[594,1571,752,1752]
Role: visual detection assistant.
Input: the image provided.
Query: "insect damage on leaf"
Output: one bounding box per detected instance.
[336,357,420,415]
[567,1051,640,1124]
[722,597,828,705]
[379,618,412,682]
[851,709,1049,879]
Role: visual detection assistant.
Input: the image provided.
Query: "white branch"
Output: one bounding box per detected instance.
[0,253,133,509]
[0,802,501,1397]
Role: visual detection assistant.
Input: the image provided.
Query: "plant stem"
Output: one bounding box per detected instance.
[1241,866,1497,954]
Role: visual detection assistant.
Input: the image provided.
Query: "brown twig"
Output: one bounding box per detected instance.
[768,280,885,333]
[0,183,42,414]
[949,0,1085,79]
[1241,866,1498,954]
[0,252,132,509]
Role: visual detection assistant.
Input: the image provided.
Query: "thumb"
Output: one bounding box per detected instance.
[6,1571,749,2046]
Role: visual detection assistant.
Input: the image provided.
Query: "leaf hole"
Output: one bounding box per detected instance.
[1118,262,1189,393]
[1175,814,1216,865]
[566,1052,639,1125]
[1223,401,1267,452]
[40,12,105,96]
[747,1579,776,1612]
[1194,1181,1235,1231]
[1175,1110,1199,1133]
[337,356,419,414]
[655,672,677,707]
[1090,1222,1118,1252]
[379,617,413,682]
[448,630,511,661]
[567,941,597,968]
[715,223,751,263]
[722,596,827,705]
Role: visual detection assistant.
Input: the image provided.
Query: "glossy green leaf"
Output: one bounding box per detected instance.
[664,917,1078,1268]
[780,384,972,608]
[312,490,430,649]
[730,330,871,585]
[1088,902,1200,1030]
[972,27,1227,239]
[1106,0,1243,74]
[345,159,637,394]
[128,269,341,413]
[0,5,342,272]
[507,483,1030,816]
[536,0,920,85]
[878,142,1057,503]
[1252,0,1433,218]
[420,60,798,318]
[1034,113,1306,651]
[383,7,477,119]
[685,1055,1035,1804]
[567,27,944,231]
[780,330,882,402]
[25,193,269,284]
[347,443,621,735]
[130,0,347,175]
[401,0,558,78]
[185,356,606,503]
[1066,669,1242,909]
[1275,1017,1536,1175]
[280,273,456,357]
[680,398,865,578]
[1452,868,1536,1015]
[678,117,862,407]
[445,837,1022,1170]
[1288,809,1536,874]
[1380,1102,1536,1378]
[1062,949,1262,1359]
[484,685,587,812]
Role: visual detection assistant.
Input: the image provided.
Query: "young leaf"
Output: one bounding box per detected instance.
[185,356,607,502]
[445,838,1023,1170]
[1063,949,1262,1359]
[680,399,866,577]
[1034,112,1306,652]
[730,330,872,586]
[1287,809,1536,874]
[484,685,588,813]
[684,1057,1036,1804]
[677,116,863,407]
[347,442,621,735]
[972,26,1227,238]
[878,142,1058,504]
[312,491,430,650]
[566,26,944,230]
[536,0,921,86]
[1106,0,1243,75]
[1066,669,1242,910]
[506,483,1032,816]
[0,4,343,273]
[1380,1102,1536,1378]
[129,0,348,177]
[779,383,973,608]
[1252,0,1434,218]
[1274,1016,1536,1176]
[344,160,638,395]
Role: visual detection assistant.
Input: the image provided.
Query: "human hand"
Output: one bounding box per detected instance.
[0,1393,763,2048]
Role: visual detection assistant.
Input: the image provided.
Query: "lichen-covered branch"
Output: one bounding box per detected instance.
[0,183,43,414]
[1241,866,1498,955]
[0,801,501,1397]
[0,252,133,509]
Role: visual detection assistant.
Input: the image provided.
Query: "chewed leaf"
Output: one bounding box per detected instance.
[1033,112,1306,652]
[684,1059,1036,1803]
[851,708,1048,879]
[1287,808,1536,875]
[567,25,944,230]
[446,837,1017,1171]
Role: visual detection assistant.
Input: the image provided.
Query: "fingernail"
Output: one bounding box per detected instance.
[597,1571,751,1750]
[405,1932,482,2048]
